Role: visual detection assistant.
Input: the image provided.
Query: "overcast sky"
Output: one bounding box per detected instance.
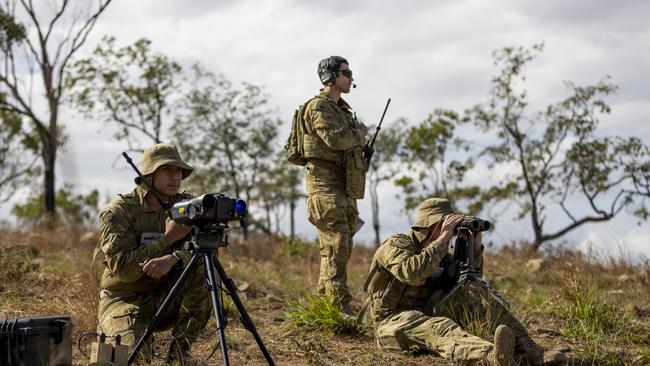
[5,0,650,259]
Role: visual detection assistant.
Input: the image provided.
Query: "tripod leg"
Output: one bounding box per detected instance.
[210,254,276,366]
[431,278,470,314]
[128,253,202,365]
[204,252,230,366]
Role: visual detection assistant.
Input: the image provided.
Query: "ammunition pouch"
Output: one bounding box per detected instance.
[345,146,369,199]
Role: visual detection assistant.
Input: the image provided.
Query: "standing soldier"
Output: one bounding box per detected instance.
[93,143,211,364]
[301,55,368,314]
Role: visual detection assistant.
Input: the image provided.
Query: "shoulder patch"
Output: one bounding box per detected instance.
[385,233,413,250]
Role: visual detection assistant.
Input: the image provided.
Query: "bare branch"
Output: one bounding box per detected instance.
[43,0,70,43]
[56,0,112,98]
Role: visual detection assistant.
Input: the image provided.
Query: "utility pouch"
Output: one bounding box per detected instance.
[345,146,368,199]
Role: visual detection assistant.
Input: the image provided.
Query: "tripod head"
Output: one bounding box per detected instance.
[185,222,231,250]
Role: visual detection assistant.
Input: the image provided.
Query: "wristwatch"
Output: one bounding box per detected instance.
[171,251,183,268]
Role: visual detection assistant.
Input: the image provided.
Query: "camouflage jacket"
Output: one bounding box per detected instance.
[93,185,192,294]
[302,91,365,166]
[365,232,484,322]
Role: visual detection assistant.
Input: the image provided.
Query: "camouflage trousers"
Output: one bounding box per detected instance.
[307,192,359,307]
[97,260,211,362]
[376,280,528,363]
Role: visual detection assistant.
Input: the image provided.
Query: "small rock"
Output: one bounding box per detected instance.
[31,257,45,267]
[618,274,634,284]
[236,280,250,292]
[526,258,549,272]
[609,289,624,295]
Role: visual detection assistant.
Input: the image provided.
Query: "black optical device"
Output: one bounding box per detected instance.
[455,217,492,233]
[171,193,247,225]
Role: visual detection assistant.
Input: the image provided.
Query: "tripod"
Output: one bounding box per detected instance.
[128,225,275,366]
[431,228,508,314]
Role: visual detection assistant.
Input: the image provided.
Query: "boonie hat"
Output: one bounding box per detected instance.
[134,143,193,184]
[411,198,454,229]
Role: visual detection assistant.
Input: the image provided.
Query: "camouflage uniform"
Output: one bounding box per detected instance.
[362,198,532,364]
[302,90,366,308]
[93,144,211,361]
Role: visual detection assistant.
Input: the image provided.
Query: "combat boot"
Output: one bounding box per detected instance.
[516,336,568,365]
[487,325,515,366]
[166,338,207,366]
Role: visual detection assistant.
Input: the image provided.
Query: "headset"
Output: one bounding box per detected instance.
[317,56,349,85]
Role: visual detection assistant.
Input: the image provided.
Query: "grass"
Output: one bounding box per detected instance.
[1,227,650,365]
[286,295,362,335]
[546,278,647,345]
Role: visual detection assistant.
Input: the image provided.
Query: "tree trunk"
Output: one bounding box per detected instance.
[290,199,296,239]
[370,178,381,248]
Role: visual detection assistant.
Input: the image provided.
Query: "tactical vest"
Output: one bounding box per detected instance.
[302,96,368,198]
[357,236,413,323]
[302,96,358,166]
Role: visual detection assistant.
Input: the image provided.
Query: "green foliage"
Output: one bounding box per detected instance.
[0,108,39,205]
[12,184,99,228]
[66,36,182,150]
[394,109,480,215]
[172,65,281,231]
[0,9,26,50]
[286,295,361,335]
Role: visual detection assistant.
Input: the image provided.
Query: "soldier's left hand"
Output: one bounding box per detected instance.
[140,255,176,280]
[358,121,368,136]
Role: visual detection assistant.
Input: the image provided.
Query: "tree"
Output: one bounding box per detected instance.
[0,0,111,220]
[468,44,650,249]
[0,107,38,206]
[394,110,480,216]
[367,119,404,247]
[67,36,182,151]
[172,65,282,238]
[260,153,304,239]
[12,183,99,229]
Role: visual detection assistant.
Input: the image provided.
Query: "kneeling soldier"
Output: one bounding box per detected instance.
[93,143,211,364]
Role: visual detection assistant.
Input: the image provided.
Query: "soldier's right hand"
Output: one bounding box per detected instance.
[163,218,191,247]
[437,214,464,244]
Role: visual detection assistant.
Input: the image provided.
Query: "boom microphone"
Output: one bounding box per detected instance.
[352,83,357,88]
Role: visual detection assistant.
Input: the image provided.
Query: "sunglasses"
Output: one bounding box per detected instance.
[337,69,353,78]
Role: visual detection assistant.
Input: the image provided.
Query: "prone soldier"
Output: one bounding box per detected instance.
[361,198,568,365]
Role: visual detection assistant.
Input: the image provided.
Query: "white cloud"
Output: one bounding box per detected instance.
[4,0,649,260]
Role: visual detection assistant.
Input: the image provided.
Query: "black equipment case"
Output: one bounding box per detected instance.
[0,316,72,366]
